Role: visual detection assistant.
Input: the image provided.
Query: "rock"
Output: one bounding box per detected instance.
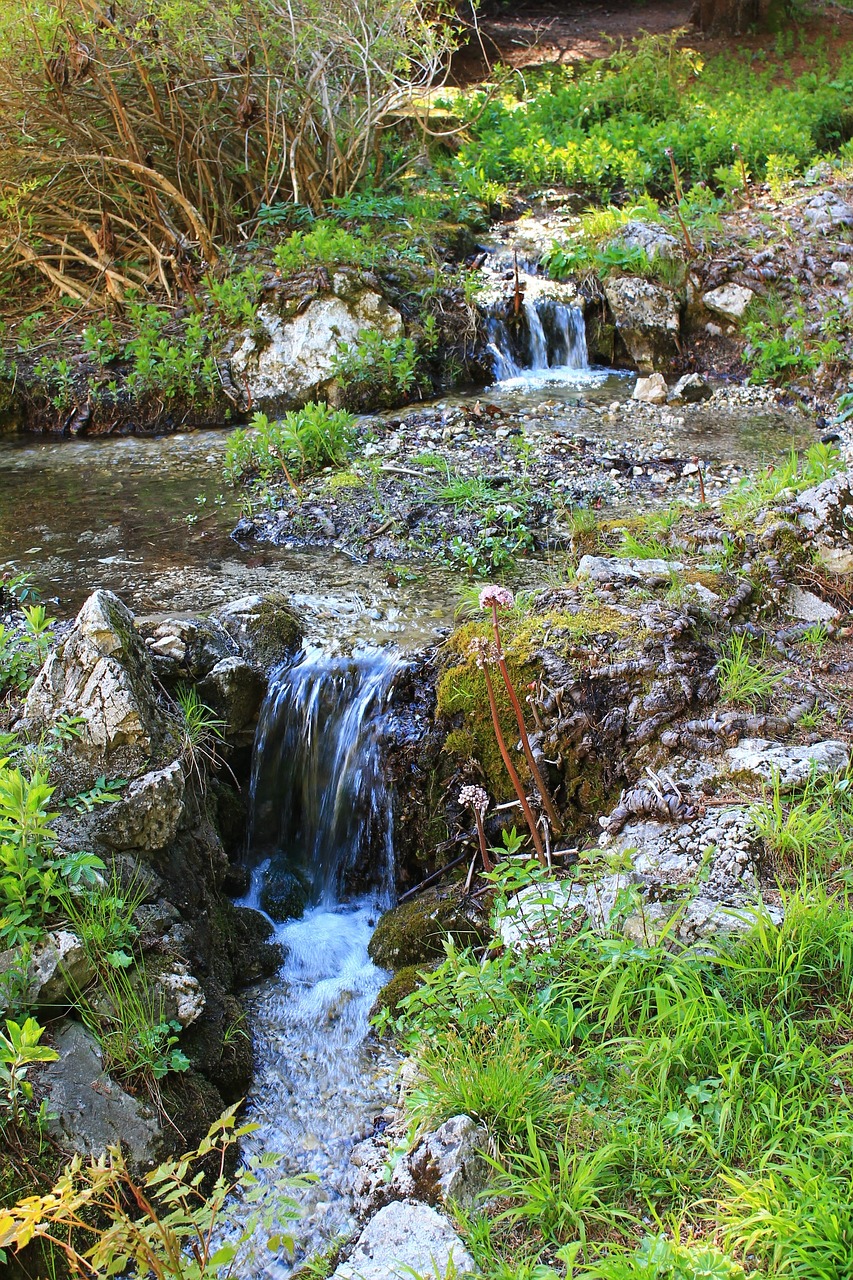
[231,288,403,411]
[331,1201,477,1280]
[368,887,489,970]
[723,738,849,790]
[803,192,853,232]
[198,657,265,735]
[8,930,96,1011]
[669,373,712,403]
[784,585,839,623]
[44,1020,162,1166]
[702,285,754,322]
[395,1115,490,1211]
[816,546,853,576]
[577,555,683,584]
[632,373,668,404]
[258,863,310,922]
[157,961,206,1027]
[603,277,680,372]
[148,634,186,662]
[795,473,853,545]
[21,591,162,774]
[103,760,185,851]
[215,594,302,669]
[608,220,682,261]
[498,875,631,949]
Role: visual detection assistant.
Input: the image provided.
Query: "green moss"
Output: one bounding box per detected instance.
[245,595,303,667]
[368,887,489,970]
[325,469,365,494]
[371,963,426,1021]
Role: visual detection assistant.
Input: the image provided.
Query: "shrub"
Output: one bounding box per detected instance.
[224,404,357,484]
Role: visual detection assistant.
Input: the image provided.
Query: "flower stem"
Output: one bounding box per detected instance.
[473,809,493,872]
[481,660,545,865]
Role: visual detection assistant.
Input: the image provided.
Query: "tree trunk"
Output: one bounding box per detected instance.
[690,0,789,34]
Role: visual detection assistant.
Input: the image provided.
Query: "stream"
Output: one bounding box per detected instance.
[0,309,818,1273]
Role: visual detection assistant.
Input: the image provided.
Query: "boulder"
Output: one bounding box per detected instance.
[156,961,206,1028]
[608,219,682,262]
[784,586,838,623]
[803,192,853,232]
[723,738,849,790]
[577,555,683,584]
[231,286,403,411]
[795,473,853,545]
[103,760,185,851]
[702,284,754,322]
[21,591,162,775]
[198,657,265,736]
[393,1115,490,1211]
[603,277,680,372]
[632,372,668,404]
[331,1201,477,1280]
[215,595,302,670]
[258,863,310,922]
[368,887,489,971]
[669,373,712,403]
[44,1020,162,1166]
[0,930,96,1013]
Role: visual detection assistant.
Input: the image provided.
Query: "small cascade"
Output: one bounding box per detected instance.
[236,647,404,1275]
[247,647,402,912]
[485,295,589,382]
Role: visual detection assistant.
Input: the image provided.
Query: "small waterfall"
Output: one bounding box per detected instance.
[485,296,589,382]
[247,647,402,914]
[237,647,404,1275]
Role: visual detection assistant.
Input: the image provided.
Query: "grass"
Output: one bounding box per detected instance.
[749,771,853,881]
[722,443,843,524]
[716,633,786,708]
[388,859,853,1278]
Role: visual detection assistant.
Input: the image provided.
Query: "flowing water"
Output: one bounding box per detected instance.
[237,649,403,1274]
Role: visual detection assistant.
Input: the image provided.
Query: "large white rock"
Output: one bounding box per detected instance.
[231,287,403,410]
[103,760,185,851]
[577,555,683,583]
[21,591,162,769]
[632,372,668,404]
[603,277,680,372]
[702,284,754,322]
[723,738,849,790]
[332,1201,477,1280]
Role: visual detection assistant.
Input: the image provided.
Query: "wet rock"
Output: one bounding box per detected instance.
[258,864,310,922]
[723,738,849,790]
[103,760,185,851]
[394,1115,490,1211]
[231,288,403,412]
[371,964,424,1021]
[21,590,163,775]
[784,585,839,623]
[198,657,265,735]
[632,373,668,404]
[702,284,754,322]
[44,1020,162,1166]
[603,277,680,372]
[577,555,683,584]
[669,373,712,403]
[157,961,206,1028]
[332,1201,477,1280]
[368,887,489,970]
[215,594,302,669]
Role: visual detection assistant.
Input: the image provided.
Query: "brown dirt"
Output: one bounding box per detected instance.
[451,0,853,82]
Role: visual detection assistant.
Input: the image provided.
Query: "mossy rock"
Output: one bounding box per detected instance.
[368,886,489,970]
[259,863,311,922]
[370,963,426,1021]
[245,595,303,668]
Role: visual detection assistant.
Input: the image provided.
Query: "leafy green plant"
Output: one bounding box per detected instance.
[60,869,146,974]
[0,1105,303,1277]
[716,633,785,708]
[64,775,126,814]
[0,1017,58,1130]
[750,772,853,879]
[224,405,357,485]
[0,603,54,695]
[331,329,421,406]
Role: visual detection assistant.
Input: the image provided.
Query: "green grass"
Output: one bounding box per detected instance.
[388,864,853,1277]
[722,443,843,523]
[716,633,786,708]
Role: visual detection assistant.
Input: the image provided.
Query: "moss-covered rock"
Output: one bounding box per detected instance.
[368,887,489,971]
[244,595,303,668]
[259,864,311,922]
[370,963,426,1021]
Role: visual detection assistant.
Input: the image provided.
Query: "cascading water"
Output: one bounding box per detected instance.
[485,296,590,382]
[237,648,403,1276]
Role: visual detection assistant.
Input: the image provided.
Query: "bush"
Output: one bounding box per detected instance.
[224,404,356,484]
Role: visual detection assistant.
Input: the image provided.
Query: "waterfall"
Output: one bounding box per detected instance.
[248,647,402,914]
[485,296,589,381]
[236,647,404,1276]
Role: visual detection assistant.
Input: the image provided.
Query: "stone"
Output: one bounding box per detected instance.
[215,595,302,669]
[702,285,754,322]
[157,961,206,1027]
[632,373,668,404]
[258,864,310,922]
[816,546,853,576]
[148,634,186,662]
[608,220,682,261]
[391,1115,490,1211]
[331,1201,477,1280]
[603,277,680,372]
[723,738,849,790]
[795,474,853,544]
[577,555,683,584]
[803,192,853,232]
[21,590,162,773]
[368,887,489,970]
[44,1020,162,1166]
[103,760,185,851]
[669,373,712,403]
[784,585,839,623]
[231,288,403,411]
[17,931,96,1011]
[198,657,265,735]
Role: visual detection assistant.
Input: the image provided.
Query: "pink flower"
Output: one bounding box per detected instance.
[459,785,489,814]
[479,585,514,611]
